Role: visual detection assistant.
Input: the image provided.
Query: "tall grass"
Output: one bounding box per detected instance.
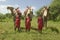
[0,17,60,40]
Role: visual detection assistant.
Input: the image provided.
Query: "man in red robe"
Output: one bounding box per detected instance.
[24,6,31,31]
[15,7,21,31]
[15,14,20,31]
[38,15,43,33]
[25,14,31,31]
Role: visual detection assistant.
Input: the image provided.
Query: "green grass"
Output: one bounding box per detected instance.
[0,17,60,40]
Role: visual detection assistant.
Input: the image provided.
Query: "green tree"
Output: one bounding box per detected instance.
[5,13,12,18]
[0,13,6,22]
[49,0,60,21]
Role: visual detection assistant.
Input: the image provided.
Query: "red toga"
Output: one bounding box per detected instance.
[25,17,31,30]
[38,16,43,31]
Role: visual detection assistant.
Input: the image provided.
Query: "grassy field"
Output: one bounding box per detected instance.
[0,17,60,40]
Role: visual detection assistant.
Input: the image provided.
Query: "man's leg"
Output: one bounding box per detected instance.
[18,21,20,32]
[18,27,20,32]
[28,24,30,31]
[14,25,16,31]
